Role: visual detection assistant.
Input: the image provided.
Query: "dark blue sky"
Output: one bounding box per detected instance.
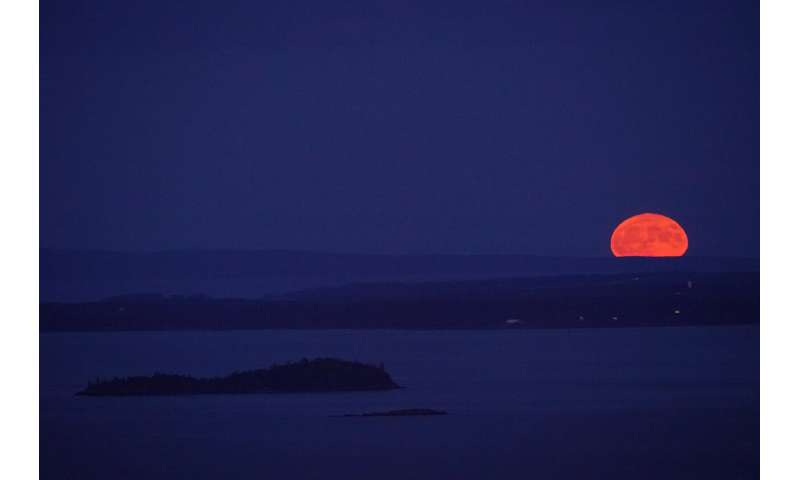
[41,0,758,257]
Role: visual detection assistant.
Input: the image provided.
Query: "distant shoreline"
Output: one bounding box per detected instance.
[41,249,758,303]
[41,271,758,332]
[41,323,759,334]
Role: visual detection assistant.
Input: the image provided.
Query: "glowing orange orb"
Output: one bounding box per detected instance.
[610,213,688,257]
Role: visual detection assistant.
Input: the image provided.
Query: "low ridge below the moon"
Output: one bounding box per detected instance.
[47,271,757,331]
[40,248,756,302]
[338,409,448,417]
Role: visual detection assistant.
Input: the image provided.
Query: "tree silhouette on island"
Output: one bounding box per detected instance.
[77,358,399,396]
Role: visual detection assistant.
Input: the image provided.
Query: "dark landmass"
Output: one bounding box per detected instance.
[340,408,447,417]
[77,358,399,396]
[42,271,758,331]
[41,248,758,302]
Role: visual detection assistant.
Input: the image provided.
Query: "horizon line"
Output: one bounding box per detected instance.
[39,247,759,260]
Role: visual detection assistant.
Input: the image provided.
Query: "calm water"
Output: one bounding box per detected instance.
[41,326,759,479]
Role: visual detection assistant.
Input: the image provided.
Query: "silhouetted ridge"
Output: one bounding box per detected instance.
[77,358,399,396]
[341,408,447,417]
[44,272,758,331]
[41,248,758,302]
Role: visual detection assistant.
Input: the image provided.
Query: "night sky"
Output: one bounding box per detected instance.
[41,0,759,257]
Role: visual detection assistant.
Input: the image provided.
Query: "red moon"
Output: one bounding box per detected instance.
[610,213,688,257]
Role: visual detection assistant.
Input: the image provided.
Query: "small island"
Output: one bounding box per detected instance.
[77,358,400,396]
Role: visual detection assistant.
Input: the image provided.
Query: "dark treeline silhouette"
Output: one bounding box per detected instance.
[77,358,399,396]
[41,249,758,302]
[43,272,758,331]
[340,408,448,417]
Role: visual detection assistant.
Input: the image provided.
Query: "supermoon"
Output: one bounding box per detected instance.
[610,213,688,257]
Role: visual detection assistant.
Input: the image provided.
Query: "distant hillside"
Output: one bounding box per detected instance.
[41,271,758,331]
[40,249,759,302]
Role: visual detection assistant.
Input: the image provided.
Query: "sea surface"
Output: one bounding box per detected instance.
[40,326,759,479]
